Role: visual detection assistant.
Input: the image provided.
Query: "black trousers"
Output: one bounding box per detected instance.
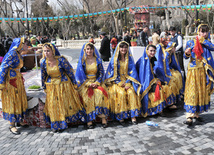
[175,51,186,81]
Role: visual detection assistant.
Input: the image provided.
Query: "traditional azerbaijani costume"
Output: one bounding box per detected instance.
[75,43,109,123]
[136,45,174,117]
[41,43,83,131]
[104,41,141,121]
[184,25,214,116]
[155,43,184,101]
[0,37,28,123]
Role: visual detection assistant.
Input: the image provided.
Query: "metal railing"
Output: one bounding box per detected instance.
[57,39,102,49]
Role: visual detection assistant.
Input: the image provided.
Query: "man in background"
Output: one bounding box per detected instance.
[99,32,111,62]
[138,25,149,46]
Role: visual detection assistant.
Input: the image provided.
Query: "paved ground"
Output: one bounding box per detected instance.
[0,49,214,155]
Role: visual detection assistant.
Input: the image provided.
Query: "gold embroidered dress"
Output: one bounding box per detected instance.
[136,45,174,117]
[75,43,109,123]
[41,43,83,130]
[157,43,184,99]
[0,38,28,123]
[104,41,141,121]
[184,36,214,114]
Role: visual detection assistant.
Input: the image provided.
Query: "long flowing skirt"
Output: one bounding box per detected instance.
[184,67,211,113]
[1,71,28,123]
[44,81,83,130]
[108,84,141,121]
[170,69,183,96]
[79,83,109,122]
[143,84,174,117]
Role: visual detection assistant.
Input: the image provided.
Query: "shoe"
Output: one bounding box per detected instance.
[51,129,57,133]
[17,122,29,128]
[87,124,94,129]
[119,121,126,126]
[183,117,193,126]
[132,121,138,125]
[168,105,178,110]
[195,117,204,122]
[159,112,166,117]
[101,123,108,128]
[58,129,65,133]
[9,127,20,135]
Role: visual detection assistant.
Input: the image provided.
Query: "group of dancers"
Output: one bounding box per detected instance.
[0,24,213,135]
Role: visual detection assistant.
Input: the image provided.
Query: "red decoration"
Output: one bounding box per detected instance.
[97,86,108,98]
[154,84,160,102]
[88,87,94,98]
[9,78,17,88]
[193,36,204,60]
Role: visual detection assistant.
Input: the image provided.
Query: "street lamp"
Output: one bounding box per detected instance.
[196,0,199,20]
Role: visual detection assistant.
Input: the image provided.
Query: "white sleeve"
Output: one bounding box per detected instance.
[176,35,183,51]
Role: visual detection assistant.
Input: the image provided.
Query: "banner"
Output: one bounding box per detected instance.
[1,4,213,23]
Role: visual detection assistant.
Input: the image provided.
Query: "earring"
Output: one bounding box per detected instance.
[21,48,23,51]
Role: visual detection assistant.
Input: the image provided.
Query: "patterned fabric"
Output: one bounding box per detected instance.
[136,45,174,117]
[104,41,141,120]
[0,38,28,123]
[184,36,214,114]
[75,43,109,123]
[41,44,84,130]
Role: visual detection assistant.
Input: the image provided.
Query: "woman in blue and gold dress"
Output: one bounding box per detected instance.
[75,43,109,129]
[155,42,184,109]
[104,41,141,125]
[0,37,28,135]
[136,45,174,117]
[41,43,83,132]
[184,24,214,125]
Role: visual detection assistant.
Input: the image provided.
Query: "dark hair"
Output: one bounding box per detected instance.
[119,42,128,48]
[147,44,156,50]
[143,25,149,29]
[169,26,176,31]
[199,24,209,33]
[118,42,129,60]
[44,44,52,49]
[86,43,94,50]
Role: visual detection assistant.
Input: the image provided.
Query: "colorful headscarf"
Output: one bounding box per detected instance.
[42,43,60,59]
[8,37,24,52]
[136,45,158,114]
[104,41,141,94]
[75,42,103,87]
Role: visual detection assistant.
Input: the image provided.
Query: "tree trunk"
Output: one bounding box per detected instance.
[165,9,170,30]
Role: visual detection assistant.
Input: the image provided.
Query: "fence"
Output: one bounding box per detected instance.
[56,39,102,49]
[57,36,214,49]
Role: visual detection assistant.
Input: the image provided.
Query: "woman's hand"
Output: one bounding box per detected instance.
[121,83,125,87]
[90,83,98,88]
[125,86,130,90]
[185,48,191,55]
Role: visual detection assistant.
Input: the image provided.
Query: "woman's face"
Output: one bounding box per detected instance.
[147,47,156,58]
[119,45,128,56]
[85,45,94,57]
[22,42,28,51]
[43,46,54,59]
[198,29,209,39]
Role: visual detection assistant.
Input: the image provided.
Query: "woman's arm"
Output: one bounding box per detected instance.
[0,52,15,89]
[61,57,77,86]
[40,59,48,90]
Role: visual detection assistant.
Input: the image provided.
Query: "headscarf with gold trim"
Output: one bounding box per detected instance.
[104,41,141,94]
[42,43,60,59]
[156,42,184,93]
[136,45,158,114]
[75,42,103,87]
[8,37,24,52]
[154,43,171,83]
